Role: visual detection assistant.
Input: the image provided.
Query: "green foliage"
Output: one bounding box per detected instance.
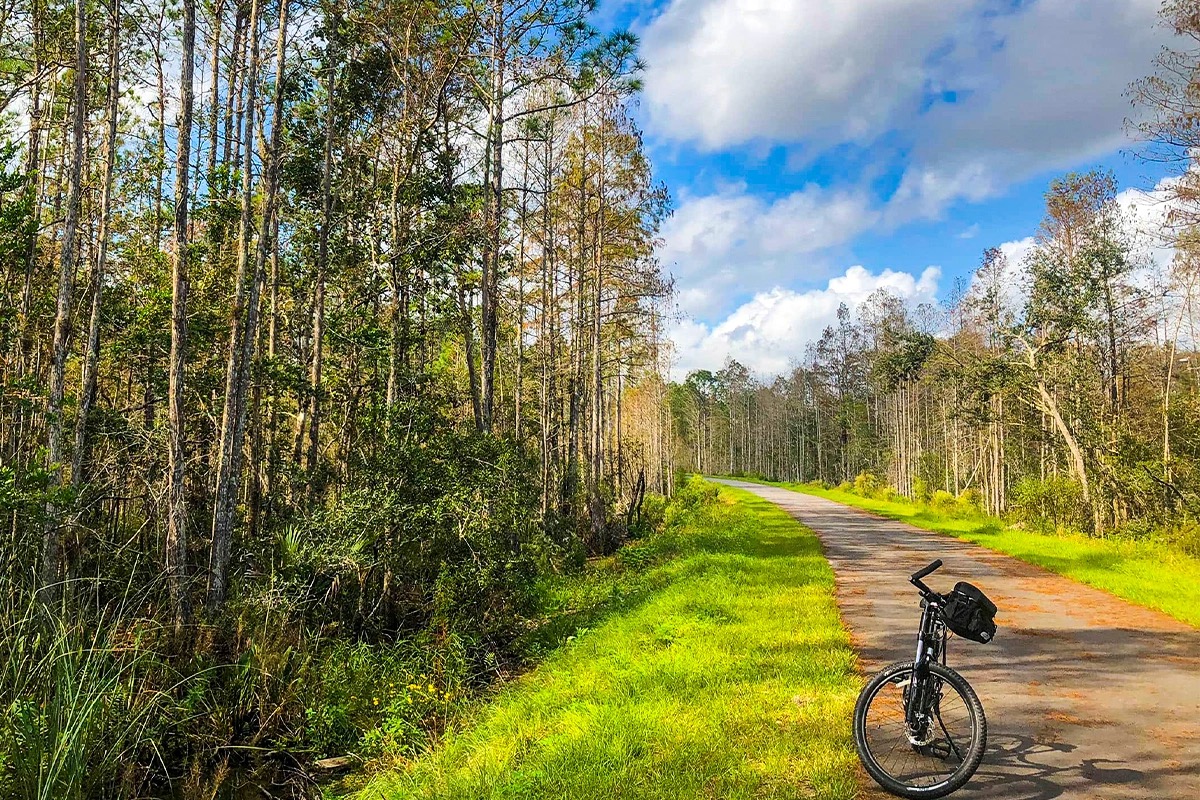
[853,471,882,498]
[300,639,466,759]
[1161,519,1200,559]
[666,475,720,519]
[929,489,958,513]
[1008,476,1087,533]
[363,484,858,800]
[0,588,164,800]
[268,401,548,652]
[874,331,936,390]
[912,476,933,505]
[958,487,983,512]
[631,493,667,537]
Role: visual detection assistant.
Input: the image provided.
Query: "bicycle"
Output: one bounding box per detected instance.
[852,559,998,798]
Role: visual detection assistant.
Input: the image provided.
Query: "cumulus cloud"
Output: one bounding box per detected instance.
[671,265,941,377]
[647,0,1173,373]
[1117,177,1180,270]
[661,184,877,317]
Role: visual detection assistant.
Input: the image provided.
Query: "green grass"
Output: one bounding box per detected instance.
[754,479,1200,629]
[359,486,859,800]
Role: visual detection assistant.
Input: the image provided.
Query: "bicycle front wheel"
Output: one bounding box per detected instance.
[853,661,987,799]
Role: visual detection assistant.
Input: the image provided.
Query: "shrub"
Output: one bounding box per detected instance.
[1116,517,1157,541]
[285,412,548,650]
[633,494,667,537]
[930,490,958,513]
[671,475,720,513]
[1008,476,1086,533]
[1167,520,1200,558]
[853,471,884,498]
[299,638,467,759]
[912,477,933,505]
[958,487,983,512]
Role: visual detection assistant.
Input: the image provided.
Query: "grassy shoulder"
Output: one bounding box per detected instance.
[357,482,859,800]
[750,478,1200,628]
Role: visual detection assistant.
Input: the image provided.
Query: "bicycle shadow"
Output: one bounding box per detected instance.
[956,732,1155,800]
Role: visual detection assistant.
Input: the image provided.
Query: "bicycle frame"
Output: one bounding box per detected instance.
[905,562,949,739]
[913,596,947,672]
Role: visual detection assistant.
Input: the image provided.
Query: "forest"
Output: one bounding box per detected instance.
[4,0,1200,796]
[668,3,1200,546]
[0,0,672,795]
[669,164,1200,542]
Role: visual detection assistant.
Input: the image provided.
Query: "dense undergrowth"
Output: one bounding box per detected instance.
[739,473,1200,627]
[0,413,671,799]
[360,481,858,800]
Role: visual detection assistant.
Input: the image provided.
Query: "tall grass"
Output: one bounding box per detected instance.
[0,579,165,799]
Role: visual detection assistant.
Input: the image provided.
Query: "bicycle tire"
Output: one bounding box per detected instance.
[853,660,987,799]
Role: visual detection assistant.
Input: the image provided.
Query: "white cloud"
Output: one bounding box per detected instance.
[662,184,876,317]
[1117,177,1179,270]
[644,0,1167,218]
[887,0,1165,220]
[998,236,1037,270]
[671,264,941,376]
[642,0,965,150]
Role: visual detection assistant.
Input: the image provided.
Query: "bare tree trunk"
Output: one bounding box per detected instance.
[206,0,225,183]
[222,4,246,175]
[307,58,332,486]
[17,0,44,390]
[480,0,505,433]
[515,142,531,440]
[1036,380,1090,503]
[166,0,195,626]
[208,0,262,608]
[40,0,87,598]
[386,160,401,409]
[72,0,122,497]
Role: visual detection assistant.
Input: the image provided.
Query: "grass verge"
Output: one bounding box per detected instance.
[753,479,1200,628]
[358,483,859,800]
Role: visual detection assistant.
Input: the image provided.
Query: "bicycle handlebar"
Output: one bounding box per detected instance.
[910,559,943,599]
[911,559,942,582]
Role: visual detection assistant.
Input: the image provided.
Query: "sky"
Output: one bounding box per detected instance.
[599,0,1180,377]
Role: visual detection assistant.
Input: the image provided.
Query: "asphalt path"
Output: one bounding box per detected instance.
[712,478,1200,800]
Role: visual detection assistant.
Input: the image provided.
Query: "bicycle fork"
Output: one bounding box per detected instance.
[905,603,941,743]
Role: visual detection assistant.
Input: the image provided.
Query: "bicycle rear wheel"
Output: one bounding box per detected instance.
[853,660,986,799]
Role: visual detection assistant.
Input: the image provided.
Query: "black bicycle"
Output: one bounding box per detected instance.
[853,559,998,798]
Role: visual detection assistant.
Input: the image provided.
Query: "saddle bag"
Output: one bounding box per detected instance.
[942,581,997,643]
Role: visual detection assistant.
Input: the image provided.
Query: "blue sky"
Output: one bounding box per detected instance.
[602,0,1177,376]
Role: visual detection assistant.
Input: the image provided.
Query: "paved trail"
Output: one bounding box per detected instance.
[713,479,1200,800]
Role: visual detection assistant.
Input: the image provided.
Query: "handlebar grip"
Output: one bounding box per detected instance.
[911,559,943,581]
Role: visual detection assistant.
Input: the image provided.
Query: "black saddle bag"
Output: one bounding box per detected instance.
[942,581,997,643]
